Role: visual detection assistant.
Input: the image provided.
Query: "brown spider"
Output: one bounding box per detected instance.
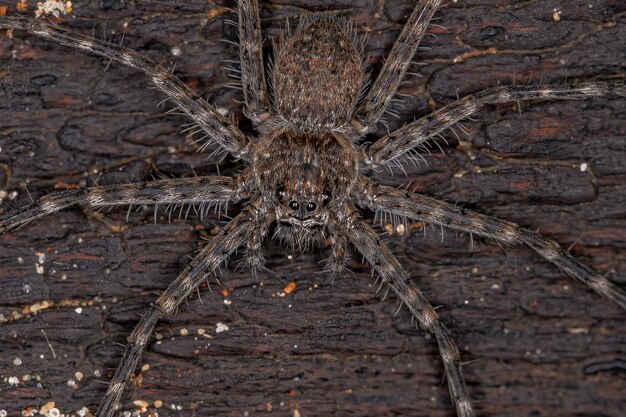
[0,1,625,416]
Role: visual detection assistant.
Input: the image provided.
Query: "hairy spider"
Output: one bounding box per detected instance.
[1,0,625,416]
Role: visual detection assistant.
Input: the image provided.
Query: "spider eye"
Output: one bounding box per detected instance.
[306,202,317,212]
[276,187,286,201]
[321,191,331,207]
[288,201,299,211]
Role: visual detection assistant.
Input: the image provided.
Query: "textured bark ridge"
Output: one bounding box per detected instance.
[0,1,624,416]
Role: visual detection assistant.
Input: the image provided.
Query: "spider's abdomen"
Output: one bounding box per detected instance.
[273,16,363,132]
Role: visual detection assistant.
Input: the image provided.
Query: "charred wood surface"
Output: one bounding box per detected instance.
[0,1,625,416]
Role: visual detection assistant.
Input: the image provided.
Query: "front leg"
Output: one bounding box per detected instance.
[356,180,626,310]
[96,205,269,417]
[341,208,475,417]
[0,176,246,232]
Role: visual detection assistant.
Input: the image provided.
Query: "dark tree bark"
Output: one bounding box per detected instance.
[0,1,625,416]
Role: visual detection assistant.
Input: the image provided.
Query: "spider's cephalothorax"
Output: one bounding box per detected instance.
[1,1,625,416]
[253,128,360,250]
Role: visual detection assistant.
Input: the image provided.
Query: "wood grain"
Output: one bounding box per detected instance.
[0,1,624,416]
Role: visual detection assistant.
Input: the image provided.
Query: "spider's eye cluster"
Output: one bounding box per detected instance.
[274,187,331,214]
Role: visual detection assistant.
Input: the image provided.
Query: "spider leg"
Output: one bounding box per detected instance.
[367,81,626,167]
[353,0,442,134]
[356,180,626,310]
[0,176,245,232]
[323,230,349,279]
[96,204,268,417]
[340,208,475,417]
[242,210,274,274]
[238,0,271,124]
[0,16,248,158]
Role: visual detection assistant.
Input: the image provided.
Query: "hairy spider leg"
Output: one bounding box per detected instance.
[0,15,248,158]
[0,177,242,233]
[343,209,475,417]
[356,180,626,311]
[368,82,626,168]
[354,0,442,134]
[96,207,269,417]
[238,0,271,124]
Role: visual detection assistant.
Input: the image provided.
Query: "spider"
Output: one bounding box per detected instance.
[0,0,625,416]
